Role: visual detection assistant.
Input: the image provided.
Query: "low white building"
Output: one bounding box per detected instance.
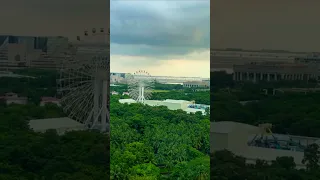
[119,98,208,115]
[143,100,163,107]
[29,117,86,135]
[159,99,192,110]
[183,81,209,88]
[40,97,60,107]
[0,92,28,105]
[119,98,136,104]
[184,108,206,115]
[111,91,119,95]
[0,71,35,78]
[141,99,192,110]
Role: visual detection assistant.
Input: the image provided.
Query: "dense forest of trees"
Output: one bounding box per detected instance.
[151,91,210,105]
[211,148,320,180]
[1,69,210,179]
[111,82,210,105]
[0,69,58,104]
[110,84,128,95]
[153,82,183,91]
[110,96,209,179]
[0,69,110,179]
[213,92,320,137]
[110,82,183,94]
[211,71,320,138]
[0,103,109,179]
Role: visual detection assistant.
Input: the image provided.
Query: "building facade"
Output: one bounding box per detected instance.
[110,72,126,83]
[0,35,69,70]
[294,53,320,64]
[233,62,319,82]
[211,49,304,65]
[40,97,61,107]
[210,49,310,73]
[183,81,209,88]
[0,92,28,105]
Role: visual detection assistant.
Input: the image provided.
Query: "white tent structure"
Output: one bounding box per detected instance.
[29,117,86,135]
[210,121,309,169]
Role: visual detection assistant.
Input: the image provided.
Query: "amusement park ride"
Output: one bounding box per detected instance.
[248,123,306,152]
[127,70,155,104]
[56,27,110,133]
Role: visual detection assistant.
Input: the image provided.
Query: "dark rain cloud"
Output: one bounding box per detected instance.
[110,0,210,57]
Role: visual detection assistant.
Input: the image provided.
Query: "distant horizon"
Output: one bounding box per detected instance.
[111,71,209,79]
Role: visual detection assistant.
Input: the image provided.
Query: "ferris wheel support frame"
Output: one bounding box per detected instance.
[127,70,154,103]
[137,85,146,103]
[101,80,108,131]
[82,75,109,132]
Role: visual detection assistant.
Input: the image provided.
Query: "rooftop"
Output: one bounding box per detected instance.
[163,99,191,104]
[29,117,84,131]
[185,108,205,114]
[119,98,136,103]
[183,81,208,85]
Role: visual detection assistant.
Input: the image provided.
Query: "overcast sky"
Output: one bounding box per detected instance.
[110,0,210,78]
[0,0,109,40]
[212,0,320,52]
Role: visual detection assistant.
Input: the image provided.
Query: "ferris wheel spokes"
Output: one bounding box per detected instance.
[57,28,110,133]
[127,70,155,103]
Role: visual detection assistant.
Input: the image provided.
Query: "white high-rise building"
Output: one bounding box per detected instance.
[0,35,70,70]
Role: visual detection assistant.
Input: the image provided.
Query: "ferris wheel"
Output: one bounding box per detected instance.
[56,27,110,133]
[127,70,155,103]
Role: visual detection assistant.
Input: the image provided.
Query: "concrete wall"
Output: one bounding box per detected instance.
[35,126,86,135]
[233,63,319,82]
[163,102,182,110]
[40,101,61,107]
[7,43,27,67]
[180,101,191,110]
[6,99,27,105]
[56,126,86,135]
[233,63,317,74]
[144,100,163,106]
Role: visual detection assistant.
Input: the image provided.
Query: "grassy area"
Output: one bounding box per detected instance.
[144,89,170,93]
[151,90,170,92]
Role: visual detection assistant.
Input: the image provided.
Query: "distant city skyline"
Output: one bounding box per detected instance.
[110,71,204,79]
[110,0,210,78]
